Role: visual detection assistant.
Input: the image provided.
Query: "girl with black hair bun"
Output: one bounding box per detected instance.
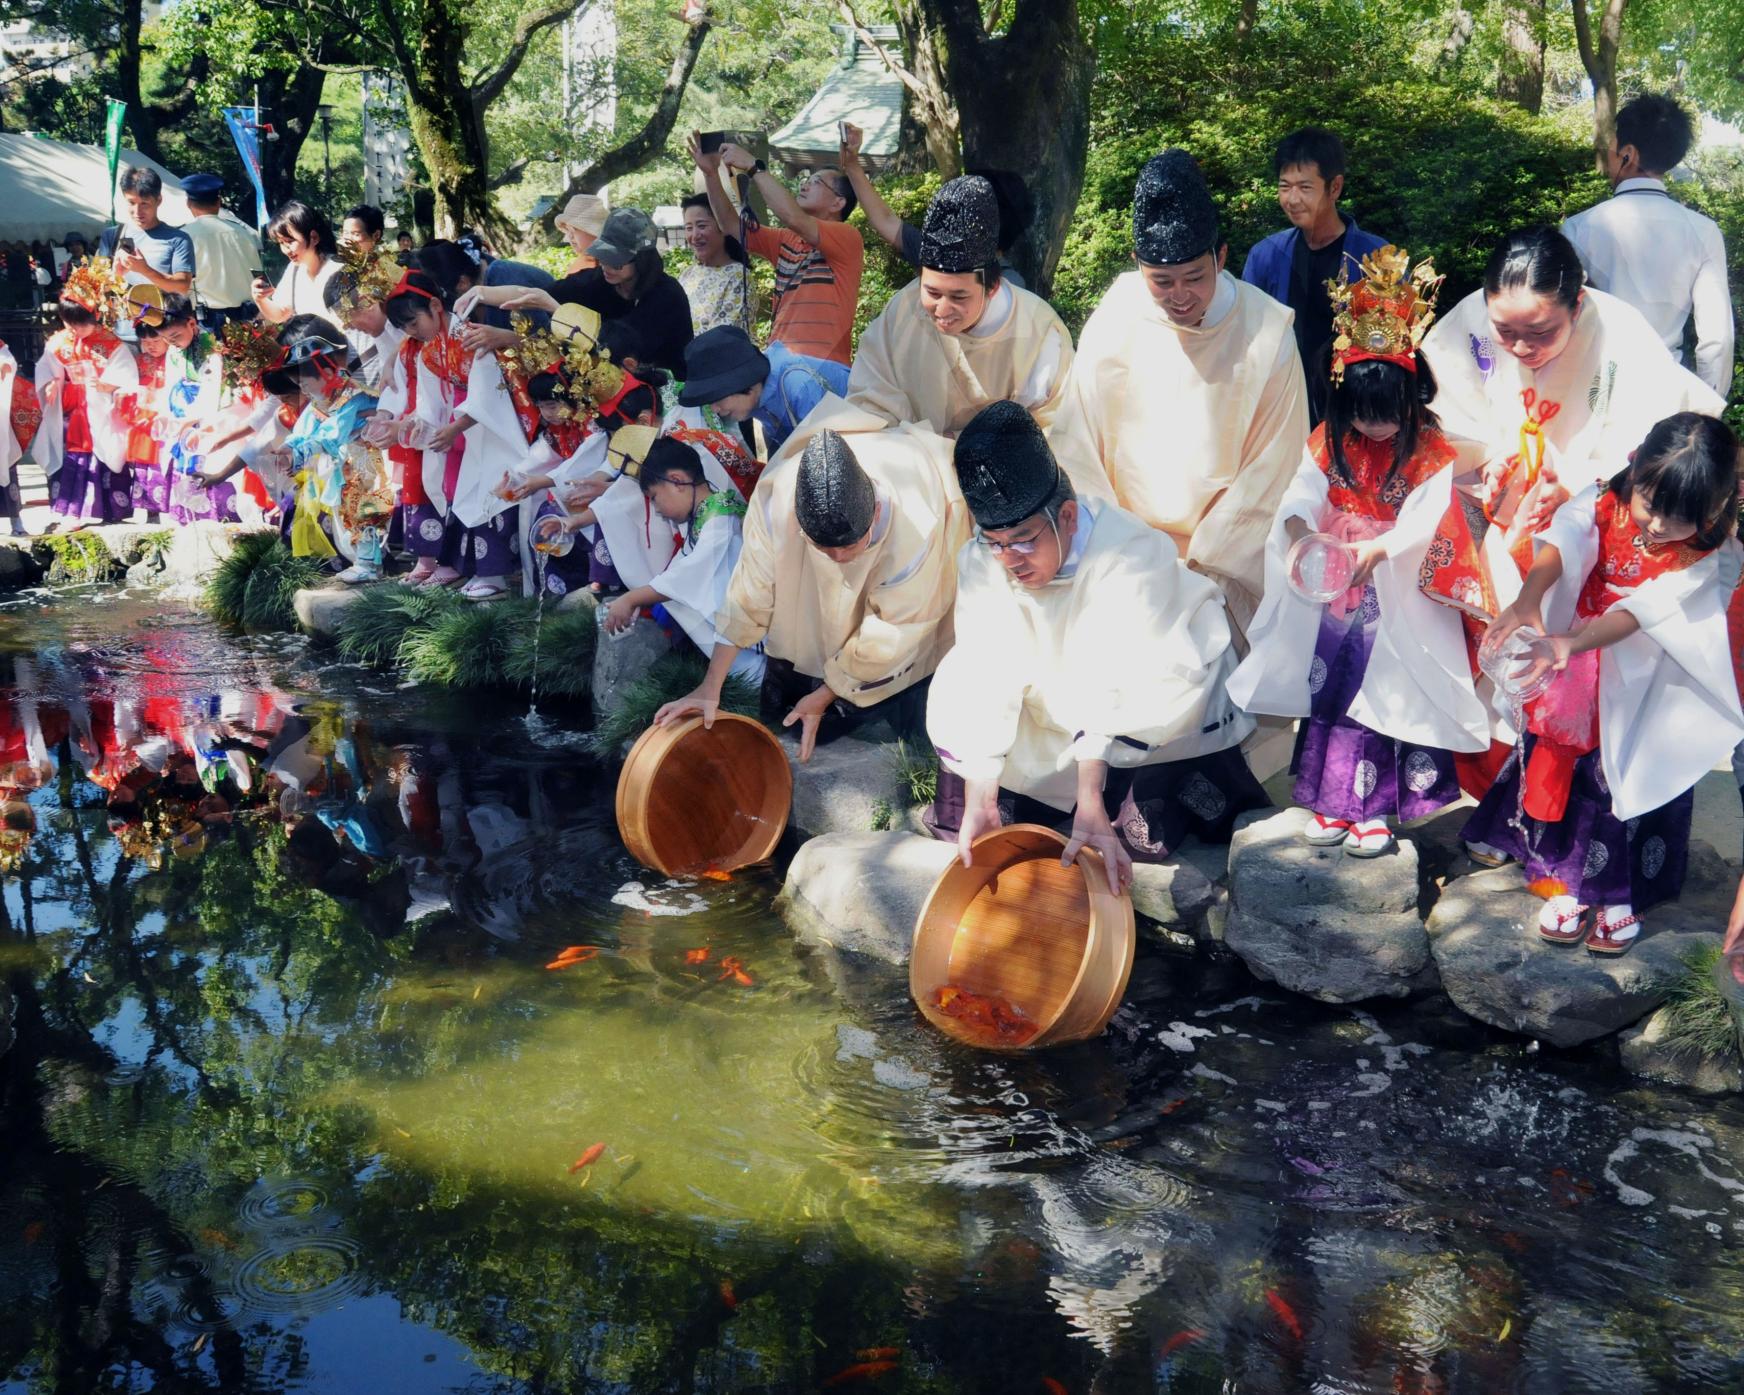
[1466,412,1744,955]
[36,271,139,527]
[1232,246,1490,859]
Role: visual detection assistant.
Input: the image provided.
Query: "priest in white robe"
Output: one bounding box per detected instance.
[846,175,1073,439]
[926,401,1267,886]
[655,399,966,761]
[1047,150,1309,640]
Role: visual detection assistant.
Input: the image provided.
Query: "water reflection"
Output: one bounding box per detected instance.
[0,595,1741,1393]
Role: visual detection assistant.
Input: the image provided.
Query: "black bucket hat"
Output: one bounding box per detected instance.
[678,325,770,406]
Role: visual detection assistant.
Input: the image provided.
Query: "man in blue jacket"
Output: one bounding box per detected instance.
[1241,127,1387,415]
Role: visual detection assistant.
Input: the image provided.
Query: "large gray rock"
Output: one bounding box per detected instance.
[1618,1007,1742,1095]
[590,612,672,715]
[156,520,240,594]
[1223,806,1435,1002]
[1131,840,1227,942]
[293,584,364,640]
[1426,843,1737,1048]
[0,542,44,592]
[777,830,957,966]
[786,736,909,838]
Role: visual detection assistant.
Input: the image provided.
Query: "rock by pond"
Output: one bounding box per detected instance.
[786,735,911,839]
[776,830,957,968]
[1427,843,1738,1048]
[1224,806,1436,1003]
[1617,1007,1743,1095]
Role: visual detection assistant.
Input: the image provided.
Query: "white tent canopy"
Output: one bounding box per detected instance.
[0,132,190,243]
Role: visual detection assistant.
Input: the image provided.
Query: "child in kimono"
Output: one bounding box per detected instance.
[36,268,138,527]
[1231,247,1489,857]
[600,437,763,681]
[1,336,41,536]
[1466,412,1743,954]
[122,299,173,519]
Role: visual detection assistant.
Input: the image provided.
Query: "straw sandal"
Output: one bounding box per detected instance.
[1465,840,1515,868]
[1343,819,1395,858]
[1585,905,1641,956]
[1537,894,1589,945]
[1304,814,1353,846]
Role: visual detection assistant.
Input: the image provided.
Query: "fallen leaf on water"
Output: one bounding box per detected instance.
[192,1333,209,1354]
[198,1228,237,1252]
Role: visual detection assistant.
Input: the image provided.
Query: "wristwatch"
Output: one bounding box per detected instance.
[749,159,767,176]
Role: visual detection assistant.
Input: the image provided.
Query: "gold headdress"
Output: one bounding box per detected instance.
[61,256,126,322]
[500,305,626,427]
[330,243,401,320]
[1327,245,1443,385]
[218,318,287,393]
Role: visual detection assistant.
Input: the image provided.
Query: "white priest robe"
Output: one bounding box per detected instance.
[845,279,1074,437]
[1531,484,1744,822]
[718,398,965,706]
[1046,271,1308,637]
[928,499,1252,812]
[1228,438,1492,754]
[1424,286,1723,496]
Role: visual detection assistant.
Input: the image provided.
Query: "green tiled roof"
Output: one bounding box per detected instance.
[769,25,904,170]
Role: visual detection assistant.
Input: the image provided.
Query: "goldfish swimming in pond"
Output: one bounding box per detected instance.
[684,947,711,965]
[823,1362,898,1387]
[198,1228,238,1252]
[569,1142,606,1174]
[1042,1379,1067,1395]
[719,1279,738,1310]
[717,956,753,986]
[1158,1330,1203,1357]
[1264,1289,1303,1341]
[698,868,733,881]
[931,984,1037,1045]
[856,1347,900,1362]
[546,946,600,970]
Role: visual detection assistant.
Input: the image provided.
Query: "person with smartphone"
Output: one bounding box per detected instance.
[99,168,194,341]
[689,131,863,369]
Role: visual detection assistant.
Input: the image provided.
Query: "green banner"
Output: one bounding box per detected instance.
[104,98,127,221]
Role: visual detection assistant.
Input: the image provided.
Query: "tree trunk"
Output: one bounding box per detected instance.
[115,0,163,162]
[1234,0,1258,42]
[1571,0,1629,167]
[255,63,326,216]
[395,0,505,240]
[889,1,962,177]
[1497,0,1545,113]
[919,0,1092,296]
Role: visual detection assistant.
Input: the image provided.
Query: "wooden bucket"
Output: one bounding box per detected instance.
[615,713,792,877]
[910,824,1135,1052]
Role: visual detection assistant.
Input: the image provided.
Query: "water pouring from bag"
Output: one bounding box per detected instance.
[1478,625,1558,703]
[1285,533,1357,604]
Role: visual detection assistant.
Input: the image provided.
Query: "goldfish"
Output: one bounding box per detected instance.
[1042,1380,1068,1395]
[719,1279,738,1311]
[699,868,733,882]
[685,947,712,965]
[718,956,753,986]
[1159,1329,1203,1357]
[856,1347,901,1362]
[823,1362,899,1387]
[20,1221,44,1246]
[546,946,600,970]
[931,983,1037,1045]
[198,1228,238,1252]
[1265,1289,1303,1342]
[569,1142,607,1174]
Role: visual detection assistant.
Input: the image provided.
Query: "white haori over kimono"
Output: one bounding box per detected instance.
[33,333,137,479]
[1424,286,1723,495]
[928,498,1252,812]
[653,496,763,682]
[845,279,1074,437]
[719,398,966,706]
[0,343,34,486]
[1530,483,1744,822]
[1228,438,1492,754]
[1045,270,1308,637]
[403,314,476,520]
[447,350,534,531]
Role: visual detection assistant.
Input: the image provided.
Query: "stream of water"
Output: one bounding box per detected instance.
[0,587,1740,1394]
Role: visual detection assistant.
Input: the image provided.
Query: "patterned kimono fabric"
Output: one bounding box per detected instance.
[1293,426,1463,823]
[125,353,170,513]
[529,419,592,601]
[50,328,132,523]
[165,334,240,525]
[420,332,494,577]
[7,369,42,520]
[453,353,540,582]
[394,336,443,561]
[1460,490,1708,912]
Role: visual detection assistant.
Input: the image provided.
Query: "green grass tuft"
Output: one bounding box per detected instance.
[399,599,536,689]
[891,735,938,808]
[203,532,317,631]
[502,603,598,700]
[335,584,465,667]
[585,650,760,757]
[1658,944,1744,1066]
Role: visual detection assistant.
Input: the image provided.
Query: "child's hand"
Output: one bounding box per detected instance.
[1484,598,1546,652]
[1347,536,1389,589]
[603,594,639,634]
[1503,630,1572,693]
[426,422,463,455]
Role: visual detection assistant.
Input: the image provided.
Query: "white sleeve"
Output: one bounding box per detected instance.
[1691,220,1735,397]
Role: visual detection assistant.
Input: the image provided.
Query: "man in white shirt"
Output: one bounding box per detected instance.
[1562,93,1734,396]
[178,172,264,332]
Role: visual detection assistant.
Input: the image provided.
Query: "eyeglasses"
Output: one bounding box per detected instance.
[975,516,1056,557]
[804,173,848,199]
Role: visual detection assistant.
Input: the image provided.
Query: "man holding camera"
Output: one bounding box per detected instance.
[101,167,195,300]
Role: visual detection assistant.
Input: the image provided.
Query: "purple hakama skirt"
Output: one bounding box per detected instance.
[1292,582,1461,823]
[129,459,172,514]
[53,451,133,524]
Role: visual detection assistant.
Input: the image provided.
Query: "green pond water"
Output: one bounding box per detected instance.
[0,589,1742,1393]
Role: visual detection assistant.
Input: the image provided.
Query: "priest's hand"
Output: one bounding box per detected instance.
[782,684,834,764]
[1347,536,1389,589]
[493,287,560,316]
[360,412,397,447]
[426,421,464,456]
[655,686,718,729]
[1062,802,1133,894]
[956,779,1003,869]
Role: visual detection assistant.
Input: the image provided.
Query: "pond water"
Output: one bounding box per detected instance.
[0,589,1741,1394]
